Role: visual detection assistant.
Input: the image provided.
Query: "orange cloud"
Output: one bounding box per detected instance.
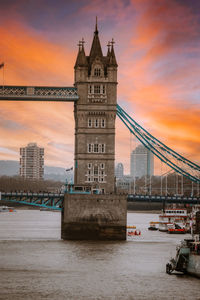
[116,0,200,172]
[0,21,74,86]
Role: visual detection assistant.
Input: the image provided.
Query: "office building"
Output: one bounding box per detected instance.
[115,163,124,179]
[130,144,154,178]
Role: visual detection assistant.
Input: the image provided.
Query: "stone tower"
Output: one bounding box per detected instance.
[61,22,127,240]
[74,21,117,194]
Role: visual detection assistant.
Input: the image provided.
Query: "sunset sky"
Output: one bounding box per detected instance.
[0,0,200,173]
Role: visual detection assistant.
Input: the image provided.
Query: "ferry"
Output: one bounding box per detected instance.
[159,208,190,232]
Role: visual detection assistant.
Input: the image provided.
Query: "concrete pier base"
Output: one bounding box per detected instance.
[61,193,127,240]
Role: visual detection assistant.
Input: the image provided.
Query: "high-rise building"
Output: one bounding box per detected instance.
[115,163,124,179]
[130,144,154,178]
[20,143,44,180]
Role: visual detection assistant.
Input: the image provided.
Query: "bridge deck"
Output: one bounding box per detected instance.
[0,192,199,210]
[0,85,78,101]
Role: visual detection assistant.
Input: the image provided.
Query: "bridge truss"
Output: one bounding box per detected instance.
[117,105,200,183]
[0,85,78,101]
[0,192,64,210]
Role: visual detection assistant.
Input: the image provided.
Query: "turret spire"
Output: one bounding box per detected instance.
[95,16,98,34]
[108,38,118,67]
[89,18,103,61]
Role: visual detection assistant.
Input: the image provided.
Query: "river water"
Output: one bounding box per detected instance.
[0,210,199,300]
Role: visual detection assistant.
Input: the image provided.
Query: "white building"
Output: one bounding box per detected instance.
[20,143,44,180]
[115,163,124,179]
[130,144,154,178]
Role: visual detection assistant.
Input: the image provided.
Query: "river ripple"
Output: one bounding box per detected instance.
[0,210,199,300]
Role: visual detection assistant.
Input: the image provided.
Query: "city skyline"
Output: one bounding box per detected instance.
[0,0,200,173]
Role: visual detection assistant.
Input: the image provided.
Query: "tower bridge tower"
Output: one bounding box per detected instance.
[61,22,127,240]
[74,23,117,193]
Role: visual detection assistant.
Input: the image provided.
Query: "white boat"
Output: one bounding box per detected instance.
[159,208,190,232]
[0,206,16,212]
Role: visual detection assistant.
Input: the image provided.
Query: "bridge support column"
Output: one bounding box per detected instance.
[61,193,127,240]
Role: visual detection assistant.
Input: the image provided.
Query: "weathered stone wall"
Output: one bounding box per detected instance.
[61,193,127,240]
[127,201,163,211]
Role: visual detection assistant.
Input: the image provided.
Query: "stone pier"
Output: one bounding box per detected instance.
[61,193,127,240]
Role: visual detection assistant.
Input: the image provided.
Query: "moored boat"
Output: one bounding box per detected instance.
[148,221,159,231]
[167,223,186,234]
[166,210,200,278]
[159,207,190,232]
[0,206,16,212]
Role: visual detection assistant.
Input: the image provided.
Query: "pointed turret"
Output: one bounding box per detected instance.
[107,41,111,57]
[74,39,88,68]
[108,39,118,67]
[89,17,103,63]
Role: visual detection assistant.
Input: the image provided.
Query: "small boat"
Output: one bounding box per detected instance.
[0,206,9,212]
[127,229,141,236]
[167,223,186,234]
[126,225,136,229]
[0,206,16,212]
[148,221,159,231]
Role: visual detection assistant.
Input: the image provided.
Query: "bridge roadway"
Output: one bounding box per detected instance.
[0,192,199,210]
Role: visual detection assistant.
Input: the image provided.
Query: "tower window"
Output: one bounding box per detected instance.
[101,144,105,153]
[102,85,105,94]
[94,144,99,153]
[94,119,99,128]
[88,163,92,169]
[88,118,92,127]
[94,68,101,77]
[94,166,98,176]
[89,85,92,94]
[101,119,106,128]
[87,144,106,153]
[88,144,93,153]
[101,163,105,169]
[94,85,101,94]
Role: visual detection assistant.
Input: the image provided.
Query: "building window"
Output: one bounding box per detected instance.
[102,85,105,94]
[88,118,92,127]
[94,119,99,128]
[100,163,105,169]
[89,85,92,94]
[101,119,106,128]
[88,144,93,153]
[101,144,105,153]
[94,144,99,153]
[87,144,106,153]
[88,163,92,169]
[94,85,101,94]
[94,166,98,176]
[94,68,101,77]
